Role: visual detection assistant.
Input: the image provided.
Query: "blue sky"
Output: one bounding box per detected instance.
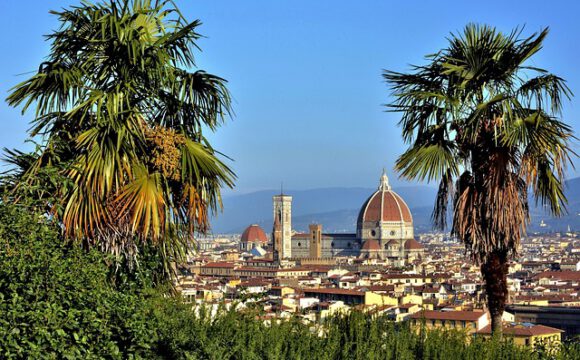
[1,0,578,194]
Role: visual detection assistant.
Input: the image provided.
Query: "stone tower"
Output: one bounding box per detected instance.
[272,210,282,262]
[309,224,322,259]
[272,194,292,259]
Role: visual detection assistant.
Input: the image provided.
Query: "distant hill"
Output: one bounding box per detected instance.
[210,177,580,235]
[210,186,437,233]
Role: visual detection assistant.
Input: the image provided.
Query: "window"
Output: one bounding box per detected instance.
[390,231,395,236]
[297,242,301,247]
[431,320,435,326]
[371,230,376,237]
[331,242,335,248]
[450,320,456,327]
[461,321,466,328]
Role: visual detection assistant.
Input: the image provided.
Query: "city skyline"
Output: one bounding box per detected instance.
[1,1,579,353]
[1,1,579,194]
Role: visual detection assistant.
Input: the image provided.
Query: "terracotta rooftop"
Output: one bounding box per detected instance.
[202,262,236,268]
[404,238,424,250]
[477,323,563,336]
[304,288,365,297]
[534,271,580,282]
[292,233,309,239]
[383,273,425,279]
[410,310,487,322]
[235,267,278,272]
[399,303,418,309]
[361,239,381,251]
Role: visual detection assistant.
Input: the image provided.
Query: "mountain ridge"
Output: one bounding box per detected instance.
[210,178,580,234]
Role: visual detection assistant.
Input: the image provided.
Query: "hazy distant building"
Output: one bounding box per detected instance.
[271,170,424,264]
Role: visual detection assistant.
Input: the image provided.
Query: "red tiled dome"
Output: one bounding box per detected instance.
[241,224,268,243]
[358,190,412,224]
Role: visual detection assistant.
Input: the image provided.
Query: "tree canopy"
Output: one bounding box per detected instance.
[384,24,574,263]
[5,0,234,272]
[384,24,575,334]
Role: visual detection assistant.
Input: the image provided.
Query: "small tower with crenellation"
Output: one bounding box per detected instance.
[309,224,322,259]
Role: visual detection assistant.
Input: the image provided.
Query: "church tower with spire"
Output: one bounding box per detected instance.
[272,192,292,259]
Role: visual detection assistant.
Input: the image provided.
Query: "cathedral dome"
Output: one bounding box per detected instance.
[357,172,412,225]
[241,224,268,244]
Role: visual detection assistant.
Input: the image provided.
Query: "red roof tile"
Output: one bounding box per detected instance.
[534,271,580,282]
[304,288,365,296]
[411,310,487,322]
[404,238,424,250]
[361,239,381,251]
[203,262,236,268]
[358,190,413,224]
[477,323,563,336]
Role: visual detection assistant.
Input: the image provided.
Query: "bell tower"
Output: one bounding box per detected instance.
[272,210,282,262]
[273,193,292,259]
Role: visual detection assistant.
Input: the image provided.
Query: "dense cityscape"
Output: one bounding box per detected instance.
[176,173,580,348]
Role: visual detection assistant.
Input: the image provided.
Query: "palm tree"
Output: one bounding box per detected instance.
[384,24,574,335]
[5,0,234,275]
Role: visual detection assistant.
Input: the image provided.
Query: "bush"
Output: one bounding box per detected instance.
[0,202,159,359]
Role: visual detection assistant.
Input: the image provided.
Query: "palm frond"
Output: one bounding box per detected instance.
[3,0,236,279]
[385,23,573,265]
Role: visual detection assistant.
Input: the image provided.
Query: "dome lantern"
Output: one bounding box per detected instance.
[379,168,391,191]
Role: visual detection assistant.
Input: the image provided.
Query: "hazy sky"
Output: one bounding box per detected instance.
[1,0,578,194]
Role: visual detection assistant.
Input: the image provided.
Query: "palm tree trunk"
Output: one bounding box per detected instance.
[481,251,508,336]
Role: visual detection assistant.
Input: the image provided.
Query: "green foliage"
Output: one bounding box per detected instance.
[149,306,580,360]
[0,201,160,358]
